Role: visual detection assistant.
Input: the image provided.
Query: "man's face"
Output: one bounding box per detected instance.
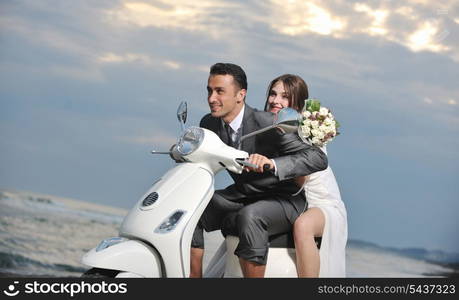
[207,75,245,122]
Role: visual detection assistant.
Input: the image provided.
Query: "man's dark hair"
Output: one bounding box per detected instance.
[209,63,247,90]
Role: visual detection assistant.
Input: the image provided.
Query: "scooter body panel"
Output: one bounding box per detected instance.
[119,163,214,277]
[81,240,161,277]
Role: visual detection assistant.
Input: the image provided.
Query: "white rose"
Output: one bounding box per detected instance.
[311,129,319,137]
[302,111,311,118]
[319,107,329,116]
[312,136,321,145]
[310,120,319,129]
[301,125,310,136]
[324,118,333,126]
[316,131,325,140]
[325,125,334,134]
[319,125,327,132]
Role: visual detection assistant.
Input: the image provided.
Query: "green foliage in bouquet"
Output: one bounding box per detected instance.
[305,99,321,112]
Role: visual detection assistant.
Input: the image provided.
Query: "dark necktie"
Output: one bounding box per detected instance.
[225,124,235,147]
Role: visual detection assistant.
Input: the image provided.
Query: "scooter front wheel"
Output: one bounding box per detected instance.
[81,268,120,278]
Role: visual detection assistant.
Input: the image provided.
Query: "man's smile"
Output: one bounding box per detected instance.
[209,104,222,111]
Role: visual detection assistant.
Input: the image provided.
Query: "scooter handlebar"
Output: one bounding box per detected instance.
[235,160,274,174]
[235,158,258,169]
[263,163,274,174]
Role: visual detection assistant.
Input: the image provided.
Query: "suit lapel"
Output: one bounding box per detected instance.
[208,116,230,146]
[240,105,257,153]
[207,105,260,152]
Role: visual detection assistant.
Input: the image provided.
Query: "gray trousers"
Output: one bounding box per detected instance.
[192,189,306,265]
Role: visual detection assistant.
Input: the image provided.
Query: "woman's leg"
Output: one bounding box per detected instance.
[293,207,325,277]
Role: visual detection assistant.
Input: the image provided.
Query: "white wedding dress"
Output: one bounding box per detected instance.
[304,147,348,277]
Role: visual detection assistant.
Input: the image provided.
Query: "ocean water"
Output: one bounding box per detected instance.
[0,189,125,277]
[0,189,455,277]
[0,189,224,277]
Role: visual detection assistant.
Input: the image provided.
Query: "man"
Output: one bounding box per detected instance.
[190,63,327,278]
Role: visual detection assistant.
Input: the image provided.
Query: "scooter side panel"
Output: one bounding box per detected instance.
[119,163,214,277]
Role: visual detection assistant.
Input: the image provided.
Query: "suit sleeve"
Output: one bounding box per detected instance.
[231,131,328,197]
[199,114,210,129]
[272,132,328,181]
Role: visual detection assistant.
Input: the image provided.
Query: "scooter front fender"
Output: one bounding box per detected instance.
[81,240,162,278]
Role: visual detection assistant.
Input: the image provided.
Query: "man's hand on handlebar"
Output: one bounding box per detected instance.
[244,153,274,173]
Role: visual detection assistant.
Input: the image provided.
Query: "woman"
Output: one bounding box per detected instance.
[264,74,348,277]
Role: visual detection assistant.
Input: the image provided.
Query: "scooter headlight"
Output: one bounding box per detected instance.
[96,237,127,252]
[176,127,204,156]
[154,210,187,233]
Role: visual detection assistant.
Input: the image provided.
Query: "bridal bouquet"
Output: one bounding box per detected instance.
[299,99,340,147]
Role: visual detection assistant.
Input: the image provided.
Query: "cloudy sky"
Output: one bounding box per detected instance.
[1,0,458,253]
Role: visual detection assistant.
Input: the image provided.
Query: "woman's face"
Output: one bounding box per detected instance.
[267,81,290,114]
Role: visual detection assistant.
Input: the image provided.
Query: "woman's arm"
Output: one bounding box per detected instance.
[295,175,309,188]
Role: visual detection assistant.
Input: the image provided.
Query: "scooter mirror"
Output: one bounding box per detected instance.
[274,107,301,134]
[239,107,301,142]
[177,101,187,131]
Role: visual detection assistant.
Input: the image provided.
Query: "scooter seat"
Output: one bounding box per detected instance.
[269,231,322,249]
[222,214,322,249]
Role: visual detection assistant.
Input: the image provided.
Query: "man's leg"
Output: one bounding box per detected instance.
[190,221,205,278]
[189,190,244,278]
[234,198,299,278]
[221,212,265,277]
[190,248,204,278]
[239,258,266,278]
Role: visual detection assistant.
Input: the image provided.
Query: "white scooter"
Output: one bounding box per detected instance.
[81,102,303,278]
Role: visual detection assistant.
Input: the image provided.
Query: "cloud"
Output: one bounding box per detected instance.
[163,60,181,69]
[259,0,459,61]
[49,65,105,82]
[4,0,458,67]
[104,0,241,36]
[406,19,449,52]
[106,1,200,30]
[407,82,459,110]
[353,3,389,36]
[367,2,456,59]
[423,97,433,104]
[97,52,153,64]
[117,132,177,148]
[269,0,346,37]
[0,15,95,59]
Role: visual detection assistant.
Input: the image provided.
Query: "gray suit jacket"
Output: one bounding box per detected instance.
[200,104,328,214]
